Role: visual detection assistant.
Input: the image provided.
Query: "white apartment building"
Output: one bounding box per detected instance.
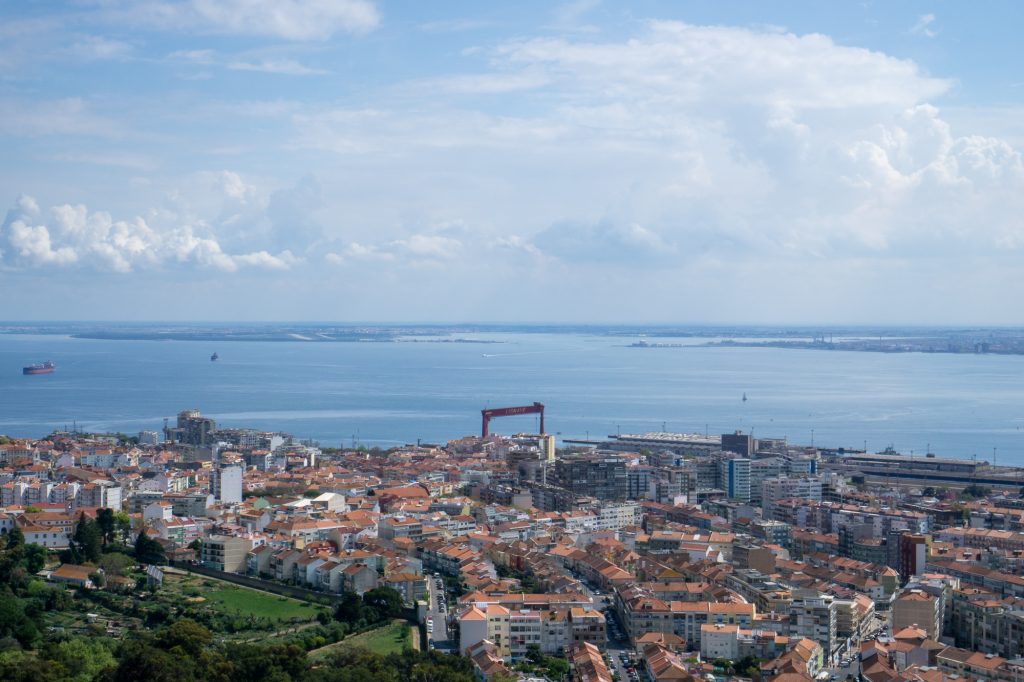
[762,476,823,522]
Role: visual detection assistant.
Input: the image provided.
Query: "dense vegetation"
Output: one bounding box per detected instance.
[0,619,478,682]
[0,521,468,681]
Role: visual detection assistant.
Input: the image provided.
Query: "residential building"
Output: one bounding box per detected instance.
[202,534,248,573]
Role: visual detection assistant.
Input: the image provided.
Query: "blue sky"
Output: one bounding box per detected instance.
[2,0,1023,323]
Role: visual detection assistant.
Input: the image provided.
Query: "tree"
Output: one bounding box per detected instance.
[22,545,46,574]
[961,484,992,500]
[334,591,365,623]
[4,527,24,552]
[134,531,166,565]
[114,511,133,544]
[96,508,116,546]
[223,642,308,682]
[110,640,197,682]
[0,594,39,648]
[46,637,116,682]
[98,551,133,577]
[0,650,68,682]
[156,619,213,657]
[362,587,404,622]
[72,513,101,563]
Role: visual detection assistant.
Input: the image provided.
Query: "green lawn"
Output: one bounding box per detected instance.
[308,620,412,660]
[164,575,325,623]
[198,584,323,621]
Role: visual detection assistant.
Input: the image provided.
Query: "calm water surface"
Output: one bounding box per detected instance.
[1,331,1023,463]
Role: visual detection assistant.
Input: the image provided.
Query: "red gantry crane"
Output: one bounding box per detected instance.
[481,402,545,438]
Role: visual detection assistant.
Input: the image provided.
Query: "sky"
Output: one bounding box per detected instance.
[1,0,1023,324]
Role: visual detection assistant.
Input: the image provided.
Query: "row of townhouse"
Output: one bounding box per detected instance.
[593,501,642,531]
[927,559,1024,599]
[949,586,1024,659]
[420,539,484,576]
[127,491,211,517]
[263,517,353,545]
[700,623,819,672]
[252,545,382,582]
[459,603,607,660]
[300,549,378,594]
[378,515,443,545]
[151,516,208,547]
[617,597,757,649]
[0,510,79,548]
[619,589,843,663]
[640,530,734,562]
[725,569,795,614]
[1,479,122,510]
[937,527,1024,553]
[770,499,929,538]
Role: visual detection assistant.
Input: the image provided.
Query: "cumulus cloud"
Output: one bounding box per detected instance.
[0,197,298,273]
[5,14,1024,321]
[287,21,1024,269]
[216,170,257,203]
[113,0,379,40]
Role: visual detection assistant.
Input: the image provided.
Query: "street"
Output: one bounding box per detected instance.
[425,573,453,651]
[605,608,639,682]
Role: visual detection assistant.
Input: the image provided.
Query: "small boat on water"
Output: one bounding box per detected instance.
[742,392,747,402]
[210,352,219,362]
[23,361,55,375]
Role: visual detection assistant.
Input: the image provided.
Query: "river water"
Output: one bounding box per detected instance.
[1,330,1022,463]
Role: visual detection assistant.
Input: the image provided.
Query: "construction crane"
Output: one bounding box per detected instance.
[481,402,545,438]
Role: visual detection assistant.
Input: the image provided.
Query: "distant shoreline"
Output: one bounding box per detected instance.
[696,339,1024,356]
[3,323,1024,353]
[67,331,503,344]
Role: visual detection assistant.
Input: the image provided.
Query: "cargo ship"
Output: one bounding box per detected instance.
[23,361,55,375]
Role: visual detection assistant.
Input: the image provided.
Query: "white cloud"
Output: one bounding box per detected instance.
[550,0,602,33]
[290,22,1023,269]
[227,59,329,76]
[910,14,938,38]
[114,0,379,40]
[326,234,462,266]
[426,70,551,94]
[0,98,123,138]
[215,170,257,202]
[418,18,495,33]
[68,36,133,61]
[168,48,216,64]
[170,49,328,76]
[0,197,299,273]
[493,21,950,110]
[4,15,1024,321]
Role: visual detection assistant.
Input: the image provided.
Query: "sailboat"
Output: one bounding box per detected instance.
[742,392,747,402]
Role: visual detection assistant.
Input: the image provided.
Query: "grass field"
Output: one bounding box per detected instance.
[165,575,325,623]
[200,584,323,621]
[308,620,412,660]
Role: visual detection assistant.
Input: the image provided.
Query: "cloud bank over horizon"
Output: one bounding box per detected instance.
[1,2,1023,323]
